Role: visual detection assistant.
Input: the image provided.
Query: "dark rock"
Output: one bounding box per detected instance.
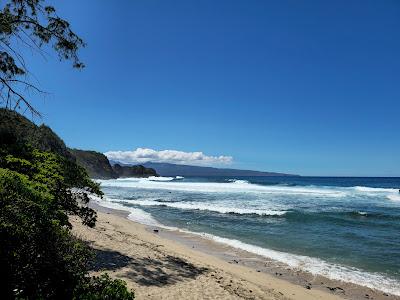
[113,163,158,178]
[70,149,118,179]
[69,149,158,179]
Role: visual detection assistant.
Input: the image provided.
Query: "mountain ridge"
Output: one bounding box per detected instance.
[109,160,298,177]
[0,109,157,180]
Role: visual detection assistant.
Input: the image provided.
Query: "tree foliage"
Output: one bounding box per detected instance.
[0,168,92,298]
[0,113,134,299]
[0,0,85,116]
[1,1,135,297]
[74,274,135,300]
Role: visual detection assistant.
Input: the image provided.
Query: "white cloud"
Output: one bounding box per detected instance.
[104,147,233,166]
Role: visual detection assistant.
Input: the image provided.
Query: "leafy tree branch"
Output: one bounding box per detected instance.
[0,0,85,117]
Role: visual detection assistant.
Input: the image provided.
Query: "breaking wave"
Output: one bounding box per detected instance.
[187,232,400,296]
[119,198,287,216]
[97,179,347,198]
[92,194,400,296]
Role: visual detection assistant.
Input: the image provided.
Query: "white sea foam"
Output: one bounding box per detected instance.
[92,194,400,296]
[356,211,368,216]
[184,231,400,296]
[353,186,397,193]
[227,179,250,184]
[97,179,346,198]
[89,195,162,227]
[146,176,175,181]
[350,186,400,201]
[119,199,287,216]
[387,193,400,201]
[105,176,177,182]
[97,179,398,200]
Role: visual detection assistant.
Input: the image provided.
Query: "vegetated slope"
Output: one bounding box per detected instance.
[0,108,73,159]
[113,163,157,178]
[0,108,134,299]
[70,149,118,179]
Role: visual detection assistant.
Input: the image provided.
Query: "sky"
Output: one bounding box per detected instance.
[19,0,400,176]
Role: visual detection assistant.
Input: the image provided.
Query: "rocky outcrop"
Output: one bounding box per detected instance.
[113,163,157,178]
[69,149,158,179]
[0,109,158,180]
[69,149,118,179]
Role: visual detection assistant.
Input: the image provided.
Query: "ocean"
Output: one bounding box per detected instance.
[94,176,400,295]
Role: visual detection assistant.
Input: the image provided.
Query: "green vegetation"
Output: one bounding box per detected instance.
[113,163,158,178]
[1,1,135,297]
[70,149,118,179]
[1,0,85,116]
[0,109,134,299]
[70,149,158,179]
[0,108,73,159]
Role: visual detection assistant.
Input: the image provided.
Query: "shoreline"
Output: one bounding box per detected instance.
[71,201,399,300]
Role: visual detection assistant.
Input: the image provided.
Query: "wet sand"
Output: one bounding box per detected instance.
[70,203,398,300]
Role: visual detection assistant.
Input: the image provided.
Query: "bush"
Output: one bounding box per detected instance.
[0,168,91,298]
[74,274,135,300]
[0,120,134,299]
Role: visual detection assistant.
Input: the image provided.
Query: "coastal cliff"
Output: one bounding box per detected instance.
[0,109,157,180]
[69,149,118,179]
[70,149,158,179]
[113,163,157,178]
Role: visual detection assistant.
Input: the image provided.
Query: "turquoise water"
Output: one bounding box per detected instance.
[95,176,400,295]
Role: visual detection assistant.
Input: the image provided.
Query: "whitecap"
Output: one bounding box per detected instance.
[97,179,346,198]
[91,193,400,296]
[387,193,400,201]
[89,194,161,227]
[227,179,250,184]
[119,199,287,216]
[183,231,400,296]
[353,186,397,193]
[146,176,175,181]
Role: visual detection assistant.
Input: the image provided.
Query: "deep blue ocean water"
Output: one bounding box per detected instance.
[95,176,400,294]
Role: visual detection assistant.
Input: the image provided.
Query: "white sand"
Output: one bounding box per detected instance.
[71,210,344,300]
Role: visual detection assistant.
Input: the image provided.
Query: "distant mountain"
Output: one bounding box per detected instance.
[109,161,297,177]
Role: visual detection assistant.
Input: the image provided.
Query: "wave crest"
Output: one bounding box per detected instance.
[120,199,287,216]
[227,179,250,184]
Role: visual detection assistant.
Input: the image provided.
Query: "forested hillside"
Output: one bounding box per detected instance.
[0,109,134,299]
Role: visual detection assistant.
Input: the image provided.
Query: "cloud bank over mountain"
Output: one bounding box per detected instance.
[104,148,233,166]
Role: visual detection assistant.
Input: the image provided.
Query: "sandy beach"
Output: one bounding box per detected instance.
[71,204,399,300]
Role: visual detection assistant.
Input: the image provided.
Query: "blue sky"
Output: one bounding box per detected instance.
[23,0,399,176]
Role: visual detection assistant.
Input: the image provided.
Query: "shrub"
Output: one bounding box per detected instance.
[74,274,135,300]
[0,168,91,298]
[0,128,134,298]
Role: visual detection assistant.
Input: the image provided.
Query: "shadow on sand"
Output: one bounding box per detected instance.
[89,247,208,287]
